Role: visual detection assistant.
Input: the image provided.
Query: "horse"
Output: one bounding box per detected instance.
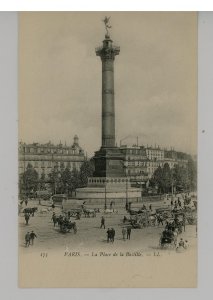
[83,208,96,218]
[104,208,113,215]
[23,207,38,216]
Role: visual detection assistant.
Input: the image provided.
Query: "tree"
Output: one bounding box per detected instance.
[161,163,172,193]
[187,158,197,191]
[61,167,72,194]
[151,164,172,194]
[39,172,46,190]
[150,166,163,193]
[48,166,62,194]
[70,169,80,194]
[79,160,95,187]
[21,163,39,195]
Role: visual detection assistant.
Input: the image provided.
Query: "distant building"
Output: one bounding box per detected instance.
[119,145,148,189]
[145,146,164,161]
[119,144,190,182]
[19,135,85,178]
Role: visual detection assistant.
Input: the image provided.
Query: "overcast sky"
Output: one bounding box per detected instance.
[19,12,197,156]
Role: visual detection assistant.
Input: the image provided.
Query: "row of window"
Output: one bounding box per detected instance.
[146,150,164,154]
[20,161,80,169]
[123,149,146,155]
[21,147,82,155]
[90,178,129,184]
[128,161,148,167]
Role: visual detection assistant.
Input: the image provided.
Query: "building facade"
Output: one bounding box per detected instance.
[19,135,85,178]
[119,145,190,183]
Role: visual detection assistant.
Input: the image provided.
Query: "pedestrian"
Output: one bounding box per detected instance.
[149,204,152,211]
[122,227,127,241]
[111,228,115,243]
[106,228,111,243]
[25,232,30,247]
[127,227,131,240]
[100,216,105,229]
[125,202,128,211]
[157,214,164,226]
[51,203,55,210]
[51,213,57,227]
[178,238,185,248]
[171,199,173,206]
[25,199,28,206]
[142,204,146,210]
[184,240,189,249]
[24,213,30,225]
[30,231,37,245]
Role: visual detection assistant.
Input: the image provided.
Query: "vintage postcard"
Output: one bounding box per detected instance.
[18,12,197,287]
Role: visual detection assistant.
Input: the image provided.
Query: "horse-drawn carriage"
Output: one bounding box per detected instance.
[129,211,151,229]
[180,205,197,225]
[165,212,185,234]
[59,220,77,234]
[156,207,173,219]
[128,208,147,216]
[159,230,177,249]
[185,210,197,225]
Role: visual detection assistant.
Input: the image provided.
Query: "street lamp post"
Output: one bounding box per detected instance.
[104,181,107,210]
[126,177,128,210]
[124,162,128,210]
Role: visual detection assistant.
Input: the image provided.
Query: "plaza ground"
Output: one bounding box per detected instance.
[19,198,197,256]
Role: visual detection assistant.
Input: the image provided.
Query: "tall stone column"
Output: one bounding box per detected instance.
[93,33,124,177]
[96,36,120,148]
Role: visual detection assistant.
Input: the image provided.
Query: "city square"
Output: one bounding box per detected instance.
[19,195,197,256]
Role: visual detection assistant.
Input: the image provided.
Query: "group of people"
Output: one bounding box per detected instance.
[122,227,132,241]
[20,199,29,207]
[25,231,37,247]
[51,212,70,226]
[176,238,189,250]
[106,228,115,243]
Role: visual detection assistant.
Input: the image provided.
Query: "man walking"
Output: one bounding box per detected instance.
[24,213,30,225]
[111,228,115,243]
[25,232,30,247]
[100,216,105,229]
[106,228,111,243]
[30,231,37,245]
[127,227,131,240]
[122,227,127,241]
[51,212,57,227]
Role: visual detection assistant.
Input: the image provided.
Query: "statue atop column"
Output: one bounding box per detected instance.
[102,16,112,38]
